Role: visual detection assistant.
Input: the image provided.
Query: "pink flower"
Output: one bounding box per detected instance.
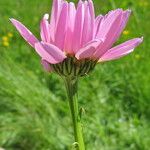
[10,0,143,75]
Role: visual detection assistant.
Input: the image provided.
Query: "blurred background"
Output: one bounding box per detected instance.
[0,0,149,150]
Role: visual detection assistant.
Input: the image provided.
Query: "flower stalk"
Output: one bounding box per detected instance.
[64,77,85,150]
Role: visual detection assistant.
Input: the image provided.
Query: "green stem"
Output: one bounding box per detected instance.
[64,77,85,150]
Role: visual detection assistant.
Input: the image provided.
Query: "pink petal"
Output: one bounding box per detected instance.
[112,10,131,44]
[41,59,52,72]
[10,18,38,47]
[76,39,103,59]
[64,2,76,54]
[88,0,95,38]
[77,0,82,8]
[54,1,68,50]
[94,15,103,38]
[40,14,51,43]
[72,2,85,53]
[81,1,94,46]
[96,9,123,39]
[103,10,131,51]
[35,42,66,64]
[95,9,123,57]
[99,38,143,62]
[49,0,63,42]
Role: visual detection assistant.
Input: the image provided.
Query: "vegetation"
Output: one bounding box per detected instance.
[0,0,149,149]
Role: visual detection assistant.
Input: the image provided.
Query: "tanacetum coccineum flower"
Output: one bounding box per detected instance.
[10,0,143,76]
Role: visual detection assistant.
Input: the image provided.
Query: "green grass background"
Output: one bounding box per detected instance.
[0,0,150,149]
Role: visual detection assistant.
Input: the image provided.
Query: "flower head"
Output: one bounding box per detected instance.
[10,0,143,77]
[2,36,9,47]
[7,32,13,38]
[123,30,130,35]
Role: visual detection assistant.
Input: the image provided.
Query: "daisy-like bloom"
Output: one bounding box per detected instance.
[10,0,143,77]
[10,1,143,149]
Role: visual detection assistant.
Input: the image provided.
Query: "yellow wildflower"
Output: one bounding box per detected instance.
[123,30,130,35]
[8,32,13,38]
[2,41,9,47]
[2,36,9,42]
[135,54,140,59]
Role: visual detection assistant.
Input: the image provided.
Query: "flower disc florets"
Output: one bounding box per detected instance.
[51,56,97,77]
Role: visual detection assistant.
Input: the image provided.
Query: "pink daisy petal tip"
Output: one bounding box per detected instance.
[140,36,144,42]
[43,14,49,20]
[99,37,143,62]
[10,18,39,48]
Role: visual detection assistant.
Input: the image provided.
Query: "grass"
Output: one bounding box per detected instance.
[0,0,150,149]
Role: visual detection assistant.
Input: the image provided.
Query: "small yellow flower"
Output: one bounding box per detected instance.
[2,41,9,47]
[8,32,13,38]
[123,30,130,35]
[135,54,140,59]
[2,36,9,42]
